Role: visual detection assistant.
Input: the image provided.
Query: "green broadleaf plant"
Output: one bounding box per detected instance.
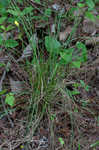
[71,60,81,68]
[45,36,61,54]
[86,0,95,9]
[76,0,97,23]
[45,8,52,17]
[7,9,21,17]
[80,80,90,91]
[76,41,87,62]
[0,63,5,67]
[0,17,7,24]
[77,3,85,8]
[71,89,80,95]
[21,7,34,16]
[34,0,41,4]
[60,48,74,65]
[85,11,96,22]
[58,137,64,146]
[0,89,7,96]
[0,35,3,45]
[59,42,87,68]
[5,92,15,107]
[5,39,19,48]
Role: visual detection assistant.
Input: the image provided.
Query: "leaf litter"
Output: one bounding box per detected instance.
[0,0,99,150]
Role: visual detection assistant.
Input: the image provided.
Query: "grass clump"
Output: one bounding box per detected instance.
[0,0,99,149]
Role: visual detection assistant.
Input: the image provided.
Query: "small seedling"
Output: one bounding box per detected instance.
[50,114,56,121]
[58,137,64,146]
[5,92,15,107]
[80,80,90,91]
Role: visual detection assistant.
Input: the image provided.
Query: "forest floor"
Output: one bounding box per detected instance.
[0,0,99,150]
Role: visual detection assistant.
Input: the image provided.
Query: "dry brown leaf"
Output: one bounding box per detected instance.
[1,32,11,40]
[82,17,99,35]
[17,34,38,62]
[95,18,99,28]
[74,8,85,17]
[9,77,24,94]
[85,36,99,45]
[82,19,96,34]
[59,26,72,41]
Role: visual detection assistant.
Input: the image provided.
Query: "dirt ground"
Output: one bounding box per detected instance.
[0,0,99,150]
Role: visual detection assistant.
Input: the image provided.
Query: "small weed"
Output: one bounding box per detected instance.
[58,137,65,147]
[5,92,15,107]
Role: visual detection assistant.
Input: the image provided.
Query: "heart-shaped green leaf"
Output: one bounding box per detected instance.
[45,36,61,54]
